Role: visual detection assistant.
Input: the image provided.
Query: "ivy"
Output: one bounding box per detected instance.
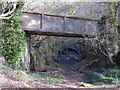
[1,2,26,70]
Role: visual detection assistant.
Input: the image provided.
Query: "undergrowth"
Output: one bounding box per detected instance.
[85,69,120,84]
[26,72,65,83]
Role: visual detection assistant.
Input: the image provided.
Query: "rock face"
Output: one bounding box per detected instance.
[25,2,108,20]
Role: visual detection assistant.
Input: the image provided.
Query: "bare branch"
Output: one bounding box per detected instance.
[1,3,17,17]
[0,14,14,19]
[0,2,17,20]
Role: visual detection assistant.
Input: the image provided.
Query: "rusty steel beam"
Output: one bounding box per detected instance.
[22,12,100,38]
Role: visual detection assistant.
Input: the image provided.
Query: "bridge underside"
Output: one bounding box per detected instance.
[25,29,96,38]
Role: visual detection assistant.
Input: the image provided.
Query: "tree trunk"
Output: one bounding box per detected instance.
[97,42,107,69]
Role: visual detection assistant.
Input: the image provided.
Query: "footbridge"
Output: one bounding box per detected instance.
[22,12,100,38]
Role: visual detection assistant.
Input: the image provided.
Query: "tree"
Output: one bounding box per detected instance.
[94,2,120,68]
[0,1,29,70]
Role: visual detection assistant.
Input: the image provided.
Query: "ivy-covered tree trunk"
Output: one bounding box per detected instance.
[1,2,31,70]
[0,4,3,61]
[0,22,4,64]
[0,28,3,61]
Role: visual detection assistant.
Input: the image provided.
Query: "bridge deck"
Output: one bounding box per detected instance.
[22,12,100,38]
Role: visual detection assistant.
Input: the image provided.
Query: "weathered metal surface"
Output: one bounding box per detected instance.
[42,15,64,32]
[22,13,41,30]
[65,18,99,35]
[22,12,100,37]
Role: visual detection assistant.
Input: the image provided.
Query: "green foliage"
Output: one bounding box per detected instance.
[85,69,120,84]
[101,69,120,79]
[85,72,105,84]
[85,72,114,84]
[94,2,119,64]
[0,3,2,14]
[1,2,26,69]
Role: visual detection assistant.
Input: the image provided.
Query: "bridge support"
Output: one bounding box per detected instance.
[21,33,31,71]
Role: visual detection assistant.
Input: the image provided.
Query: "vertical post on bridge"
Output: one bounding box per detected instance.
[40,14,43,29]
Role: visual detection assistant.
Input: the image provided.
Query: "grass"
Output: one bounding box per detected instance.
[26,72,64,79]
[26,71,65,83]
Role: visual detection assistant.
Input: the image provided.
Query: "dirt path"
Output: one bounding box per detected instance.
[61,69,85,83]
[0,69,118,88]
[0,65,118,88]
[60,68,118,88]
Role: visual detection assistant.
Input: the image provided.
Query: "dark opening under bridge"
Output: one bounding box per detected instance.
[22,12,100,38]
